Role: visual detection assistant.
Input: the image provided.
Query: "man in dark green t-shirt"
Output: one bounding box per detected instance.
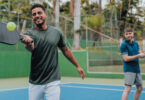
[21,4,85,100]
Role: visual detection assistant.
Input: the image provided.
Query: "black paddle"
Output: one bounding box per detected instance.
[0,22,23,45]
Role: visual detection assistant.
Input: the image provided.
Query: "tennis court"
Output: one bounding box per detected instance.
[0,82,145,100]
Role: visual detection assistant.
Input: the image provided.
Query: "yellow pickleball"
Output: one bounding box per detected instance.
[7,22,16,31]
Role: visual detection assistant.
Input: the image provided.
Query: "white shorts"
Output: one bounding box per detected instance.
[29,80,61,100]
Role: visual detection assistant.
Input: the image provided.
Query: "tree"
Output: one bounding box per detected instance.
[81,0,90,15]
[72,0,81,49]
[52,0,60,27]
[81,1,99,15]
[70,0,74,17]
[88,14,104,47]
[60,1,69,15]
[119,0,140,35]
[98,0,102,13]
[104,1,120,40]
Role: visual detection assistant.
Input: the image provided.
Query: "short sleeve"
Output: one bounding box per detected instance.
[120,43,128,55]
[57,31,66,48]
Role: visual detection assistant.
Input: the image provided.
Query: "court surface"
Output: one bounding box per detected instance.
[0,83,145,100]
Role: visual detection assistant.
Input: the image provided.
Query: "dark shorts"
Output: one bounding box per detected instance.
[124,72,142,86]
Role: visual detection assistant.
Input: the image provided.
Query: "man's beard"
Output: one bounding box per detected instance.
[35,21,45,29]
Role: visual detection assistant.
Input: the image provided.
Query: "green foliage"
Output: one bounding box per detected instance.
[82,2,99,15]
[103,0,144,37]
[19,6,31,18]
[136,30,142,39]
[60,1,70,15]
[88,14,104,29]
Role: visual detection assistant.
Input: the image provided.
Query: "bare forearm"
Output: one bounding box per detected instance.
[61,46,85,79]
[61,47,79,67]
[123,51,145,62]
[123,55,138,62]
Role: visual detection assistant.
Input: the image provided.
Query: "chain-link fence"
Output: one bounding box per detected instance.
[85,18,145,74]
[47,13,145,74]
[0,10,145,74]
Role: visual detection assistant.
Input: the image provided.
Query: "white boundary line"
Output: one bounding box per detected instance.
[61,83,145,93]
[0,83,145,94]
[62,82,145,93]
[62,82,144,88]
[62,85,123,91]
[0,87,27,92]
[62,82,125,87]
[61,85,145,93]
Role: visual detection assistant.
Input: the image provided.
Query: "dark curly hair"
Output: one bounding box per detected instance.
[30,4,46,12]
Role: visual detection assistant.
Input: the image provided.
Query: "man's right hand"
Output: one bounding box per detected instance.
[77,66,85,80]
[20,34,33,44]
[138,53,145,58]
[20,34,34,51]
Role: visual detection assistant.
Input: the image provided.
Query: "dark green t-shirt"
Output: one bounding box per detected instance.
[24,26,66,84]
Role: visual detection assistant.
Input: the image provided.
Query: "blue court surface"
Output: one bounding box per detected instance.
[0,83,145,100]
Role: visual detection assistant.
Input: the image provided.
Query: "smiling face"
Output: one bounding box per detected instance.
[31,7,47,28]
[124,32,134,41]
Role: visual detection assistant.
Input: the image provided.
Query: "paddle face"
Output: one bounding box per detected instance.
[0,22,22,45]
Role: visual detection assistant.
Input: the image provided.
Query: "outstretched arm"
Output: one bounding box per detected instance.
[60,46,85,79]
[122,51,145,62]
